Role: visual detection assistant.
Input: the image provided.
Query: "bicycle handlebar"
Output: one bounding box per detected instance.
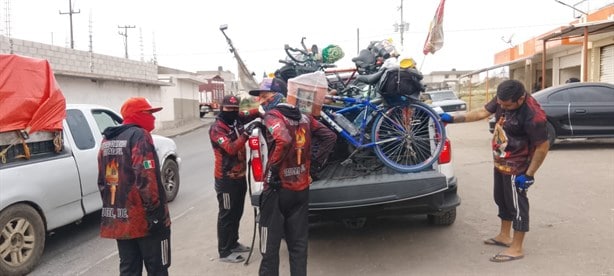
[284,44,310,63]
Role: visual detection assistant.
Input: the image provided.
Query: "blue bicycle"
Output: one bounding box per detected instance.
[318,74,446,173]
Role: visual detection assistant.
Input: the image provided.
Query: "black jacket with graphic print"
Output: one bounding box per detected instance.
[97,124,170,239]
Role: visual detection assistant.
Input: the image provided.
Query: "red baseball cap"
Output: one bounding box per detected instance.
[120,97,163,118]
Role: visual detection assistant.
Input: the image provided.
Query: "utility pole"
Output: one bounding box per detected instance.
[394,0,409,46]
[59,0,80,49]
[118,25,135,59]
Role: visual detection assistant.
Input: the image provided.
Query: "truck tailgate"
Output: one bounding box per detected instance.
[310,165,447,210]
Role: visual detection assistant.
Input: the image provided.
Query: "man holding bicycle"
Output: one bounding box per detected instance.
[440,80,549,262]
[250,78,335,276]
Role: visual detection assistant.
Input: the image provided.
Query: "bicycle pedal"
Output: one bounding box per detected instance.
[340,159,353,166]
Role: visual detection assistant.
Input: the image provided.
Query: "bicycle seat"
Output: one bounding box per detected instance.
[354,70,385,85]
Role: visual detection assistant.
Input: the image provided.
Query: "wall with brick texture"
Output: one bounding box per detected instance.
[1,35,158,81]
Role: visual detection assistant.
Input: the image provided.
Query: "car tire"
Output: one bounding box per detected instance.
[547,122,556,148]
[427,208,456,226]
[161,159,180,202]
[199,111,205,118]
[0,204,45,276]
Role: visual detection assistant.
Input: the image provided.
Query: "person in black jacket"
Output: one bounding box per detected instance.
[97,97,171,275]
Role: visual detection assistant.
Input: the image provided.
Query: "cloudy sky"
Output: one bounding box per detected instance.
[2,0,611,79]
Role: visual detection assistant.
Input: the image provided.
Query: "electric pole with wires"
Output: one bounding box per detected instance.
[394,0,409,47]
[118,25,135,59]
[59,0,80,49]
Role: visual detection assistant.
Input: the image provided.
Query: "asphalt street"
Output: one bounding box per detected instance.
[30,120,614,276]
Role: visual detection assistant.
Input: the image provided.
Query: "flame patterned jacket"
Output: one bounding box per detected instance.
[209,109,259,180]
[97,124,170,239]
[263,104,331,192]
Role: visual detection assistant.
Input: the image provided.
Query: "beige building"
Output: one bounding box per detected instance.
[463,4,614,89]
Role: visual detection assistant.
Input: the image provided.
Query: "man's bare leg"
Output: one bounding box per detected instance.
[492,219,513,245]
[498,231,525,257]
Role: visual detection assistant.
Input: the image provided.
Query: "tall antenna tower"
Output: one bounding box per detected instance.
[139,27,144,62]
[3,0,11,37]
[151,31,157,65]
[88,11,94,72]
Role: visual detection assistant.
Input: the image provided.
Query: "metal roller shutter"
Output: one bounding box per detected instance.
[600,44,614,84]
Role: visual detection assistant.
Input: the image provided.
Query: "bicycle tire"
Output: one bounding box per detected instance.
[371,102,446,173]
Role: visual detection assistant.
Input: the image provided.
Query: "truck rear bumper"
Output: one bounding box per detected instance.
[309,176,459,219]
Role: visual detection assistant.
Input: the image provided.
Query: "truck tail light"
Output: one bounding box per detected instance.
[249,136,263,181]
[438,138,451,164]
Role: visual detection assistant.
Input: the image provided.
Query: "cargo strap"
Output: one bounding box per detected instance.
[53,131,63,153]
[0,130,31,164]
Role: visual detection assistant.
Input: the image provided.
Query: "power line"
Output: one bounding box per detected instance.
[118,25,135,59]
[59,0,80,49]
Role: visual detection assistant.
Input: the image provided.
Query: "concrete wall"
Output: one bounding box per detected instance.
[0,36,193,130]
[158,75,202,124]
[56,76,162,109]
[1,35,158,81]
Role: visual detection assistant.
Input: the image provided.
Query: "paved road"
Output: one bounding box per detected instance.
[31,121,614,275]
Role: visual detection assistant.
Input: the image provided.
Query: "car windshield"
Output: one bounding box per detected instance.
[429,91,458,101]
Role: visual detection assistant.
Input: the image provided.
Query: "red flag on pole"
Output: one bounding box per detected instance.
[423,0,446,55]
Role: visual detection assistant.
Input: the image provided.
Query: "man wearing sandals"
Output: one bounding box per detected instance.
[440,80,549,262]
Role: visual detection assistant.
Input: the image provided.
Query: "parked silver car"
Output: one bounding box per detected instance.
[424,90,467,115]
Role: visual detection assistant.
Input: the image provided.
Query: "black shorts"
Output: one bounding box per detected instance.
[493,168,530,232]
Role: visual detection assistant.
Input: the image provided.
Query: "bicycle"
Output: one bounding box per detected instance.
[275,38,338,82]
[317,70,447,173]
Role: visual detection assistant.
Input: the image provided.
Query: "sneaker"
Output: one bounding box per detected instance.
[231,243,251,253]
[219,252,245,263]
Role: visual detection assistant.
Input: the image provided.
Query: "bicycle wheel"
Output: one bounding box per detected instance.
[371,102,446,173]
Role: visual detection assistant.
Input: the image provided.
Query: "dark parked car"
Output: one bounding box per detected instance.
[488,82,614,147]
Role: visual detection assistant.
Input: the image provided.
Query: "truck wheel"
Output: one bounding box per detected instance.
[0,204,45,276]
[427,208,456,226]
[162,159,180,202]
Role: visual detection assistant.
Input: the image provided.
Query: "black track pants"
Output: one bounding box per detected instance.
[259,188,309,276]
[116,227,171,276]
[215,178,247,258]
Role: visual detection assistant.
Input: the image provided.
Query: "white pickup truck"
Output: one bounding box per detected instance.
[245,108,459,229]
[0,104,181,276]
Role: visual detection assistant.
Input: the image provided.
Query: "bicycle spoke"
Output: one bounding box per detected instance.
[372,103,446,172]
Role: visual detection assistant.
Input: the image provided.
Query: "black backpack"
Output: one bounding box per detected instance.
[377,67,425,100]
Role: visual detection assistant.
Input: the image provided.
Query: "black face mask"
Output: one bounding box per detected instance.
[220,110,239,123]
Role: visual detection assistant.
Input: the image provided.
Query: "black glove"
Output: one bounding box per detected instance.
[146,206,166,234]
[265,166,281,190]
[245,121,264,136]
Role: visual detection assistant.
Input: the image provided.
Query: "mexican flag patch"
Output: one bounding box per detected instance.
[268,123,280,134]
[217,137,225,144]
[143,160,155,169]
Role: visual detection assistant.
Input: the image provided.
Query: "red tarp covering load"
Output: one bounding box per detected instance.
[0,54,66,134]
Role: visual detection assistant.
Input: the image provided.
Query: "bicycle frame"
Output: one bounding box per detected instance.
[320,95,402,150]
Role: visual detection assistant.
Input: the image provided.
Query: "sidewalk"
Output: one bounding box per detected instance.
[153,117,215,138]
